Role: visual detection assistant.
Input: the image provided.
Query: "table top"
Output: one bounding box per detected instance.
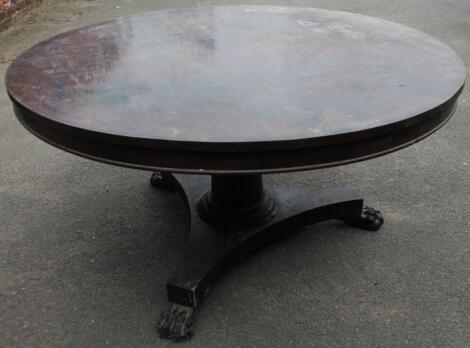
[6,6,465,174]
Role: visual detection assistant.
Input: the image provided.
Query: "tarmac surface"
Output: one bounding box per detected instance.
[0,1,469,347]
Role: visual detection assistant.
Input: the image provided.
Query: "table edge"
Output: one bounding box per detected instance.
[11,88,462,174]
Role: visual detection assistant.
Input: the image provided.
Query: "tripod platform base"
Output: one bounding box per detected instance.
[151,173,383,341]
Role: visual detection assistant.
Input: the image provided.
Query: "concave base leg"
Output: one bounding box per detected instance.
[153,173,384,341]
[150,171,177,191]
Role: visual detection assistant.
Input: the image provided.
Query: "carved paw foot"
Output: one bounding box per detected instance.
[343,206,384,231]
[150,172,175,190]
[157,305,194,342]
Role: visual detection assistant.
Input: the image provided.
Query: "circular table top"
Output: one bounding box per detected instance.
[6,6,465,174]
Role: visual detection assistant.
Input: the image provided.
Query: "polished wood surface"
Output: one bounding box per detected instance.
[6,6,466,173]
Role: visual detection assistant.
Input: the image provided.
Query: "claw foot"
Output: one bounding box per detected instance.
[150,172,175,190]
[157,305,194,342]
[343,206,384,231]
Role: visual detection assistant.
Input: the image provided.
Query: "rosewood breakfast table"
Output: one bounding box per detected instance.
[6,6,465,342]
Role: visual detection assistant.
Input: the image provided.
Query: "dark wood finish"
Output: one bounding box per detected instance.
[4,6,465,342]
[154,173,383,341]
[6,6,465,174]
[197,174,277,228]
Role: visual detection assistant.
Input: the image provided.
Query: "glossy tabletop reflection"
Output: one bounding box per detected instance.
[6,6,465,173]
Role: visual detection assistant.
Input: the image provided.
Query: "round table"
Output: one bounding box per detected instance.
[6,6,465,342]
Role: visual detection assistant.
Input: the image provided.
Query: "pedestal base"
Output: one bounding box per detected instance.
[150,172,383,341]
